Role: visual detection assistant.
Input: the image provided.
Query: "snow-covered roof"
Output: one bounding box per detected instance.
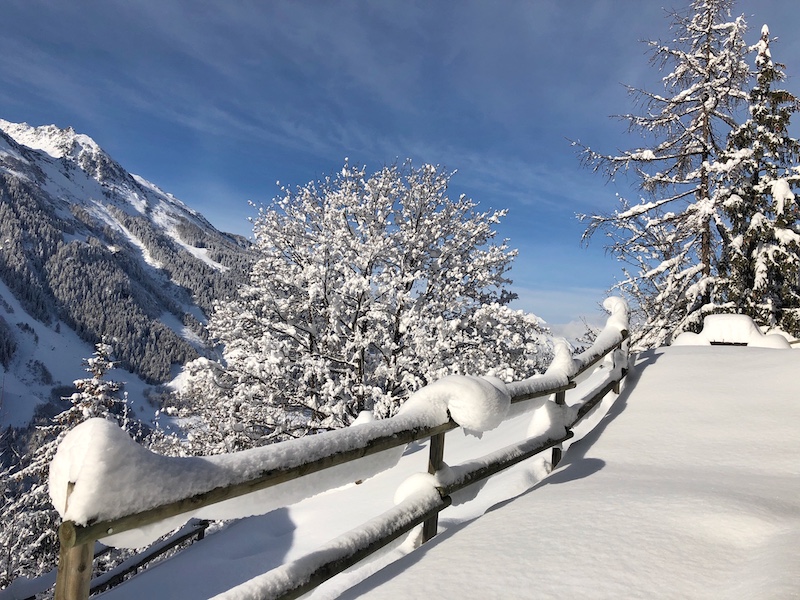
[672,313,791,348]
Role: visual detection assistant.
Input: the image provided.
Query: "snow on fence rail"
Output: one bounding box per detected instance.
[50,297,630,600]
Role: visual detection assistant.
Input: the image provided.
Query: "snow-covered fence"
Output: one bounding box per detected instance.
[50,298,629,600]
[7,521,209,600]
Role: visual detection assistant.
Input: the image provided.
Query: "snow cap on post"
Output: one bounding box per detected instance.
[400,375,511,435]
[544,339,577,381]
[603,296,629,336]
[49,418,147,522]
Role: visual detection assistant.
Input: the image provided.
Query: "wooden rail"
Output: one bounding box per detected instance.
[87,520,209,596]
[53,302,629,599]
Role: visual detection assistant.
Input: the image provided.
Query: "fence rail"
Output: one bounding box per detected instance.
[86,520,209,597]
[53,298,630,600]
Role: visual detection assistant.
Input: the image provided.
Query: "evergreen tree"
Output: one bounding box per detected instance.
[718,25,800,333]
[579,0,751,347]
[0,343,129,587]
[179,161,552,452]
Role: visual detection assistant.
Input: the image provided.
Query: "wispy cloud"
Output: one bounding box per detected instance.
[3,0,799,325]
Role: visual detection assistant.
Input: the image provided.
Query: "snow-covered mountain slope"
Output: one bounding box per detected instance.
[0,119,247,257]
[0,119,255,429]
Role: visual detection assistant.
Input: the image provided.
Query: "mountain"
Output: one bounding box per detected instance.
[0,119,255,429]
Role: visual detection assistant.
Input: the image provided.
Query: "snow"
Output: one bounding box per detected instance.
[48,369,531,547]
[755,24,772,67]
[0,120,81,159]
[210,487,444,600]
[42,304,800,599]
[171,238,231,272]
[399,375,510,435]
[91,343,800,600]
[158,311,206,349]
[52,384,499,547]
[351,411,376,426]
[631,149,655,160]
[673,313,791,348]
[775,226,800,245]
[111,213,164,269]
[770,178,794,215]
[336,346,800,599]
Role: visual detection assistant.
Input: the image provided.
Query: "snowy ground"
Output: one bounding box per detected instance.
[93,344,800,599]
[342,346,800,599]
[90,346,800,599]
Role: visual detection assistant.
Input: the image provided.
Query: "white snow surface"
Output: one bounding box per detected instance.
[339,346,800,599]
[93,344,800,600]
[0,119,99,161]
[49,416,414,548]
[399,374,510,434]
[770,177,794,215]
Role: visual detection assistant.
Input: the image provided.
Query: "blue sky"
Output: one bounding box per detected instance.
[1,1,799,325]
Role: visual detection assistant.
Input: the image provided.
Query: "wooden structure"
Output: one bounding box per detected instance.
[53,313,629,599]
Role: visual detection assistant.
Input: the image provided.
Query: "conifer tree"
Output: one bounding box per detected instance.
[0,342,128,587]
[718,25,800,334]
[579,0,751,347]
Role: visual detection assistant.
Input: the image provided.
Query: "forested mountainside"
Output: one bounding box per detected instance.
[0,120,254,418]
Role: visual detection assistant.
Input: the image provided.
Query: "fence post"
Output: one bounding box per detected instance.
[551,390,567,469]
[422,431,446,542]
[612,344,629,395]
[54,483,94,600]
[54,536,93,600]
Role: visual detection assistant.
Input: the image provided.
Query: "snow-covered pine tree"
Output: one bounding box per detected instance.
[179,161,552,452]
[0,342,131,587]
[578,0,751,347]
[718,25,800,334]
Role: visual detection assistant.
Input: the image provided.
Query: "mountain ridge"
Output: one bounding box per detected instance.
[0,119,254,429]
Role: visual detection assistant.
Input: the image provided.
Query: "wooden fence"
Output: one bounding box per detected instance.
[53,302,629,600]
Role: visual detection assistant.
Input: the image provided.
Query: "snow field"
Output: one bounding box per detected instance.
[341,345,800,599]
[92,340,628,599]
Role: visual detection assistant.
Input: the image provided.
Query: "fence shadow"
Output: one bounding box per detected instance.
[538,347,661,488]
[339,350,662,599]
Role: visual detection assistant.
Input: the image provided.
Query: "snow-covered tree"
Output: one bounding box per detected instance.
[180,161,551,452]
[717,25,800,334]
[0,342,130,587]
[579,0,751,347]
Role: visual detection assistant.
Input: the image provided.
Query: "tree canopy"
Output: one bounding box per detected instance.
[179,161,552,451]
[718,24,800,333]
[580,0,800,346]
